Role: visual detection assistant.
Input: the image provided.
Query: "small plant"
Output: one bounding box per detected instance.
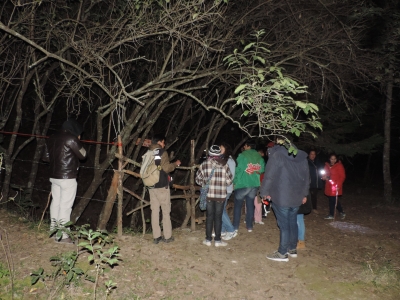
[30,224,121,299]
[78,225,121,300]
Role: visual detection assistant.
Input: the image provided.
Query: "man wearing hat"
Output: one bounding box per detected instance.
[43,119,87,244]
[196,145,233,247]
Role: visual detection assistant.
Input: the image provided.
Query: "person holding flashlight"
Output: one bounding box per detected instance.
[322,154,346,220]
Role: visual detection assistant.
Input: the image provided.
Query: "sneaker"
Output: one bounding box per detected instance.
[203,239,212,246]
[153,236,163,244]
[56,237,74,245]
[255,221,265,225]
[340,212,346,219]
[214,241,228,247]
[247,228,253,232]
[222,231,238,241]
[324,215,334,220]
[266,251,289,262]
[163,237,174,243]
[221,232,227,237]
[286,249,298,258]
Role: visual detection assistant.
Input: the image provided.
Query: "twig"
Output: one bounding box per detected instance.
[38,192,51,230]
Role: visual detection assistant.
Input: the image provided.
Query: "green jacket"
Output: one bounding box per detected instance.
[233,149,265,190]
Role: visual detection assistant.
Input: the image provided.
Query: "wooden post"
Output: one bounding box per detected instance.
[117,135,123,237]
[190,140,196,231]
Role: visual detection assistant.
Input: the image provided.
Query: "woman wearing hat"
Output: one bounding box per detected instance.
[196,145,233,247]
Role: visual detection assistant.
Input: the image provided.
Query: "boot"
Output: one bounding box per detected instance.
[297,240,306,250]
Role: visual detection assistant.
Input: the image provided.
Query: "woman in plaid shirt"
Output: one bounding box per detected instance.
[196,145,233,247]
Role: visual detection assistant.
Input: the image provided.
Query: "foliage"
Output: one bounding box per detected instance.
[224,30,322,153]
[31,224,121,299]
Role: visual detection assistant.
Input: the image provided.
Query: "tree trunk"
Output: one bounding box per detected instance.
[97,172,119,230]
[383,69,393,203]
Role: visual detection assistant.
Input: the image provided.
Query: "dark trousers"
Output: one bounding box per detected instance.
[310,188,319,210]
[328,195,343,216]
[206,200,224,242]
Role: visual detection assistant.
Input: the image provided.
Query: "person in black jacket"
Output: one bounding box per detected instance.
[42,119,87,244]
[260,144,309,262]
[307,150,324,213]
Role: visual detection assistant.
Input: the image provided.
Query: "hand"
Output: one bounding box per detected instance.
[302,197,307,204]
[175,160,181,167]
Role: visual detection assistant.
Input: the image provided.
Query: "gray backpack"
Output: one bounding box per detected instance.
[140,149,161,187]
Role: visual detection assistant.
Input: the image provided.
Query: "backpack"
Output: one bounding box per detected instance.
[140,149,161,187]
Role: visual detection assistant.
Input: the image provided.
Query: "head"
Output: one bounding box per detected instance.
[62,119,83,138]
[151,134,166,148]
[220,142,233,158]
[208,145,222,157]
[308,150,316,161]
[329,153,338,165]
[256,145,265,157]
[243,139,256,151]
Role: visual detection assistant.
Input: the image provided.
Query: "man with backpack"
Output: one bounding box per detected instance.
[146,134,181,244]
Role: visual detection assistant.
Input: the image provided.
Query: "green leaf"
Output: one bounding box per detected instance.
[243,110,250,116]
[67,271,74,282]
[234,84,247,94]
[31,275,40,285]
[253,56,265,64]
[88,255,94,262]
[243,42,255,51]
[295,101,307,109]
[308,103,319,112]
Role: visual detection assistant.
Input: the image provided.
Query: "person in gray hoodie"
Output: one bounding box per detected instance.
[260,143,309,262]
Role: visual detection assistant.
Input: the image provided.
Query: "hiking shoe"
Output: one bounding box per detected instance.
[56,237,74,245]
[324,215,334,220]
[255,221,265,225]
[203,239,212,246]
[287,249,298,258]
[214,241,228,247]
[163,237,174,243]
[153,236,163,244]
[266,251,289,262]
[340,212,346,219]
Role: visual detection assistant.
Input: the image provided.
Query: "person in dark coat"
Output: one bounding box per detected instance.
[307,150,324,213]
[42,119,87,244]
[260,143,309,262]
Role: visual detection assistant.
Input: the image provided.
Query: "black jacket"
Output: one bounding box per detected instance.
[43,129,86,179]
[308,158,323,189]
[260,145,310,207]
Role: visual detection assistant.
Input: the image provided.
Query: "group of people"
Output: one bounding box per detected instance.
[44,121,346,258]
[194,140,346,262]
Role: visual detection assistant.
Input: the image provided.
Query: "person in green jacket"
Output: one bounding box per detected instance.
[233,140,265,232]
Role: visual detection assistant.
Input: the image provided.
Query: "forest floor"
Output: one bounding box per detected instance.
[1,187,400,300]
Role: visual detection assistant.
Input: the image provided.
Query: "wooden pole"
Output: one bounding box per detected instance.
[190,140,196,231]
[117,135,123,237]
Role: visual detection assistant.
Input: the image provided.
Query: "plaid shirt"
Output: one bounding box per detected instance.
[196,157,233,201]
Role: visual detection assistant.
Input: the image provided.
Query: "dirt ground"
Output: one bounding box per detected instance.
[1,187,400,300]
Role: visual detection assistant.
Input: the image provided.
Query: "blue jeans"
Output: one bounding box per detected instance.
[222,193,235,233]
[272,203,299,255]
[233,187,258,230]
[297,214,305,241]
[205,200,224,242]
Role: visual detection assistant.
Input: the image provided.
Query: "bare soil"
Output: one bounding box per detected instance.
[1,187,400,300]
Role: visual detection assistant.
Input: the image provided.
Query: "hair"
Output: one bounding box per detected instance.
[151,134,166,145]
[220,142,233,158]
[244,139,256,149]
[328,153,339,164]
[309,149,317,155]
